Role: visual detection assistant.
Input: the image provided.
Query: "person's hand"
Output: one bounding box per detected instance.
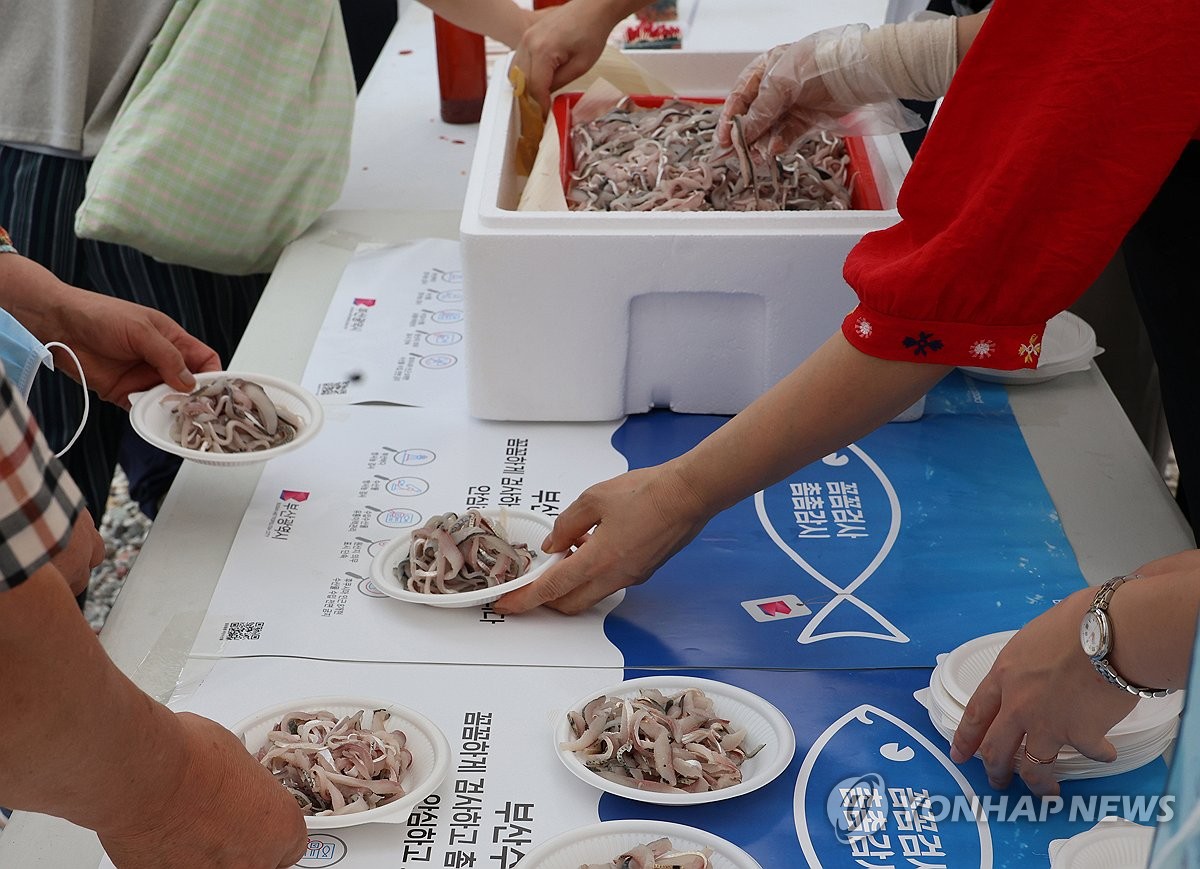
[716,37,834,155]
[99,711,308,868]
[46,289,220,410]
[1,252,219,408]
[494,463,712,614]
[716,27,883,155]
[51,510,105,598]
[716,22,929,155]
[950,588,1138,796]
[510,1,618,112]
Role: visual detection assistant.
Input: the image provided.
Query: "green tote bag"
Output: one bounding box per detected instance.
[76,0,356,275]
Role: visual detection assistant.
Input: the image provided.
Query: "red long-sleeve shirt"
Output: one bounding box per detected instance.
[842,0,1200,369]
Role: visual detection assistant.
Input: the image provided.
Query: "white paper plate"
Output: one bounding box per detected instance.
[961,311,1101,385]
[368,508,562,608]
[555,676,795,806]
[129,371,323,466]
[940,630,1184,737]
[1108,691,1185,739]
[940,631,1017,708]
[232,695,451,829]
[927,692,1175,765]
[928,663,965,717]
[521,820,762,869]
[1049,816,1155,868]
[925,703,1175,780]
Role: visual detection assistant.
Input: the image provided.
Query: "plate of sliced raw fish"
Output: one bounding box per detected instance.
[555,676,795,805]
[520,821,762,869]
[369,508,562,608]
[129,371,323,466]
[232,695,450,829]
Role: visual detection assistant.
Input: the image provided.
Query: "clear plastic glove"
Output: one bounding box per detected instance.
[717,24,925,155]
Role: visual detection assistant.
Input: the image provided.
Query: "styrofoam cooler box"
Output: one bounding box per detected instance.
[460,51,913,422]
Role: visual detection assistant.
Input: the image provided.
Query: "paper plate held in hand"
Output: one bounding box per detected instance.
[128,371,323,466]
[368,508,562,608]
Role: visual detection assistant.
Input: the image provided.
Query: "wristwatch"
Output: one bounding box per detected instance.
[1079,575,1175,699]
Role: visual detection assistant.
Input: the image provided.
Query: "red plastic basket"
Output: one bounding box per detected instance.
[553,92,883,211]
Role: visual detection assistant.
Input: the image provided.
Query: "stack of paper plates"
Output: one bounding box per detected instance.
[915,630,1182,780]
[1048,816,1156,868]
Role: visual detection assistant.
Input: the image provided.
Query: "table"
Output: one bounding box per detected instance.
[1,2,1192,865]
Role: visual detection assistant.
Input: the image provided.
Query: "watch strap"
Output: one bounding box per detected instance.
[1092,658,1175,699]
[1088,574,1175,698]
[1091,575,1129,612]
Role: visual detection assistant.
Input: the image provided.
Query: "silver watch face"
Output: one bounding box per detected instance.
[1080,610,1105,658]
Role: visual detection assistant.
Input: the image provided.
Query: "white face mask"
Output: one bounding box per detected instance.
[0,307,89,457]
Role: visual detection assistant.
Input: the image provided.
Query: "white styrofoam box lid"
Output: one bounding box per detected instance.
[961,311,1102,385]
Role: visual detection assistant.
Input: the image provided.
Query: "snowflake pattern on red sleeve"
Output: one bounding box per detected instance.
[842,304,1044,370]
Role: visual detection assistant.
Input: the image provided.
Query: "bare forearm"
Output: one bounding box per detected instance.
[572,0,655,27]
[0,252,74,344]
[0,569,190,835]
[671,333,949,514]
[1104,571,1200,691]
[419,0,533,47]
[526,0,649,47]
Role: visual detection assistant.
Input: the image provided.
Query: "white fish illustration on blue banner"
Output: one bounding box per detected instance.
[756,445,908,645]
[794,704,992,868]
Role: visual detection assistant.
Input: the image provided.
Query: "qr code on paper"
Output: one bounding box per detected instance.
[219,621,264,641]
[318,381,349,396]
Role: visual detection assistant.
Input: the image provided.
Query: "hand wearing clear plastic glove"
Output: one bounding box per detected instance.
[716,15,979,156]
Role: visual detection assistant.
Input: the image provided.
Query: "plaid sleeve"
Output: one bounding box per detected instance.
[0,226,16,254]
[0,366,85,591]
